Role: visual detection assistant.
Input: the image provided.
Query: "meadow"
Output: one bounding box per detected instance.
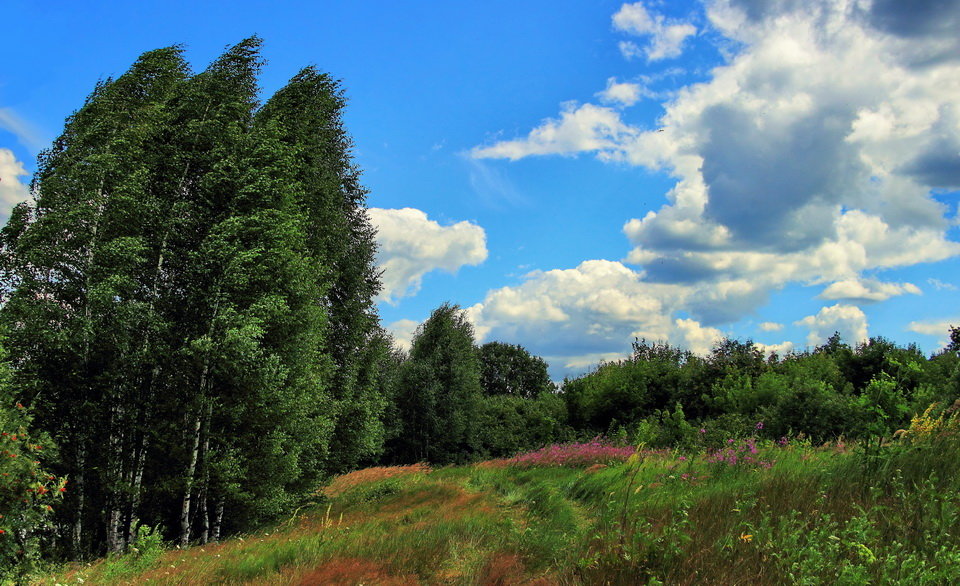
[40,406,960,585]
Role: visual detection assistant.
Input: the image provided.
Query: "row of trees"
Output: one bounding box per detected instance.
[0,38,388,558]
[382,303,562,465]
[563,331,960,446]
[374,304,960,465]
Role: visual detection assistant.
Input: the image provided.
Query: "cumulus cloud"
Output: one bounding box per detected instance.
[819,278,921,303]
[671,317,724,355]
[906,319,957,337]
[796,304,869,348]
[369,208,488,303]
[385,318,420,353]
[463,0,960,374]
[755,340,795,356]
[613,2,698,61]
[471,102,638,160]
[906,318,958,348]
[596,77,644,107]
[758,321,783,332]
[556,351,632,371]
[481,0,960,305]
[0,148,31,222]
[464,259,732,376]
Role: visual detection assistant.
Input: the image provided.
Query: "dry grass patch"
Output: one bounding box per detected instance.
[321,463,431,498]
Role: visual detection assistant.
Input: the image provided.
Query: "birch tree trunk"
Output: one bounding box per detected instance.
[178,408,203,547]
[105,402,124,554]
[212,499,224,543]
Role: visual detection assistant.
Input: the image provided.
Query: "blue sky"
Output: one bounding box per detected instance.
[2,0,959,379]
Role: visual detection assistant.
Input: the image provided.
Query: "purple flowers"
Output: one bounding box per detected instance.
[508,439,636,468]
[705,437,775,469]
[755,421,764,430]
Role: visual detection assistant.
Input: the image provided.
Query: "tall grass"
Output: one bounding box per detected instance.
[42,413,960,584]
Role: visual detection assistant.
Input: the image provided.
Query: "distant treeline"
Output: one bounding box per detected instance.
[0,37,958,578]
[380,304,960,467]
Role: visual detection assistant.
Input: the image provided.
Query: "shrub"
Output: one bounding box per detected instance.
[0,398,65,582]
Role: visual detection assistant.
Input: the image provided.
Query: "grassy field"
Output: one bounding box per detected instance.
[40,425,960,585]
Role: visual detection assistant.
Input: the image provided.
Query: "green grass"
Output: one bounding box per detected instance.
[40,434,960,585]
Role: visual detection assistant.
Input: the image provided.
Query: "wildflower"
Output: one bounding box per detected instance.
[755,421,764,430]
[739,532,753,543]
[699,428,706,434]
[0,529,5,534]
[15,403,23,409]
[678,456,687,461]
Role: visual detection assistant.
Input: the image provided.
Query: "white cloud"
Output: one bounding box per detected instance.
[928,278,958,291]
[613,2,697,61]
[474,0,960,323]
[369,207,488,303]
[463,0,960,374]
[471,102,638,160]
[819,278,921,303]
[906,319,957,338]
[556,351,631,370]
[465,259,731,376]
[906,319,958,348]
[755,340,795,356]
[796,304,869,348]
[597,77,643,107]
[0,108,47,153]
[758,321,783,332]
[618,41,645,61]
[0,148,30,222]
[670,317,723,355]
[385,318,420,353]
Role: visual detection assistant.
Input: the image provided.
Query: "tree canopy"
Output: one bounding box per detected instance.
[0,38,385,555]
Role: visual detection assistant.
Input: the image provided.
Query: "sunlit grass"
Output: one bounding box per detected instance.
[41,428,960,585]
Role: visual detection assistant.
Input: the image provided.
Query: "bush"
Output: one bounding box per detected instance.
[0,397,65,582]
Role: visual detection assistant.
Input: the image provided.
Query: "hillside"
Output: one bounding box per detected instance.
[42,416,960,585]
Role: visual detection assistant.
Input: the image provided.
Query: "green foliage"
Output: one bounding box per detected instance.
[389,303,483,464]
[100,524,165,581]
[477,341,554,398]
[632,403,698,450]
[0,397,64,583]
[560,331,958,447]
[475,392,569,459]
[0,37,384,557]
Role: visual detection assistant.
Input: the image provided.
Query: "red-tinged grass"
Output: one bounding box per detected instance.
[476,553,558,585]
[276,558,421,585]
[320,463,431,498]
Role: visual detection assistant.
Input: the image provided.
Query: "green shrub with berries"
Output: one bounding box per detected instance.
[0,349,64,583]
